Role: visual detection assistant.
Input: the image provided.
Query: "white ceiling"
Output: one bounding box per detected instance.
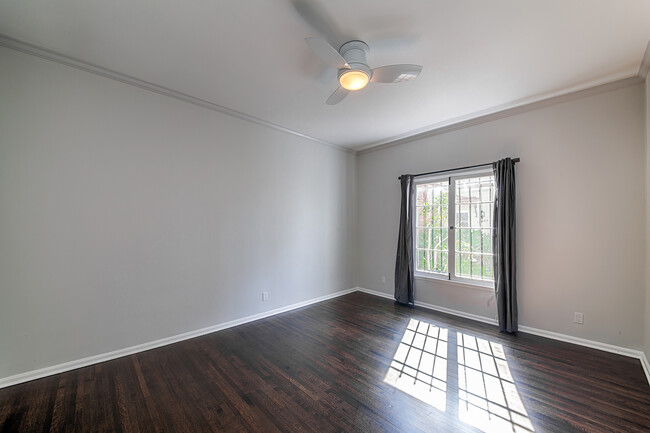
[1,0,649,151]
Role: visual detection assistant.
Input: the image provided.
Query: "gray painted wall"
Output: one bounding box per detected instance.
[645,72,650,361]
[358,83,646,350]
[1,42,647,383]
[0,47,357,379]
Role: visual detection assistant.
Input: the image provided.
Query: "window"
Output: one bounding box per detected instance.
[414,170,495,287]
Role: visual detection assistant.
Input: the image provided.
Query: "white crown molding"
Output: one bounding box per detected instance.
[638,39,650,79]
[356,287,649,385]
[3,34,648,157]
[0,287,358,389]
[357,73,642,154]
[0,34,354,156]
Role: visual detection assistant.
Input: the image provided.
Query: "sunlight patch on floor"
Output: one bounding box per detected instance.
[457,333,534,433]
[384,318,448,411]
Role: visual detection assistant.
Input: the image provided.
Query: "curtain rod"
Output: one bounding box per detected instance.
[398,158,520,180]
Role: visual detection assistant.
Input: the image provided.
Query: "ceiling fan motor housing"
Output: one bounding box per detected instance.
[338,40,371,79]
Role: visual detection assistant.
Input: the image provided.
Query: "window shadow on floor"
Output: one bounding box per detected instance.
[384,319,534,432]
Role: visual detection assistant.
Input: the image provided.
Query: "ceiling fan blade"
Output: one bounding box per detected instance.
[292,0,343,44]
[326,86,349,105]
[370,64,422,83]
[306,37,350,70]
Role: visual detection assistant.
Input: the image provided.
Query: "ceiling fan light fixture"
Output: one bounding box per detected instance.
[306,37,421,104]
[339,69,369,90]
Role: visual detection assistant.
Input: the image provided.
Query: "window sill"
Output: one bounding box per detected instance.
[414,274,494,292]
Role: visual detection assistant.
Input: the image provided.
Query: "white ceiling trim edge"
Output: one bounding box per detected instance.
[357,72,642,154]
[0,34,354,155]
[3,33,648,156]
[639,39,650,79]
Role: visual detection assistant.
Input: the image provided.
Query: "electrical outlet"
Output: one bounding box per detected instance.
[262,291,269,301]
[381,276,386,283]
[574,312,584,325]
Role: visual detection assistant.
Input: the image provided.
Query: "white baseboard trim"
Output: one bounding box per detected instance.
[516,325,644,359]
[3,287,648,389]
[640,352,650,386]
[356,287,498,326]
[0,287,357,389]
[415,299,498,327]
[356,287,394,300]
[356,287,650,386]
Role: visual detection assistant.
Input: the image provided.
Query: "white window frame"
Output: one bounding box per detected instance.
[413,167,495,290]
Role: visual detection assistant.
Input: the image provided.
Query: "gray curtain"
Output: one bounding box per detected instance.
[395,175,415,305]
[493,158,517,333]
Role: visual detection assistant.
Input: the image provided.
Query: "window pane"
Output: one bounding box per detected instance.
[482,255,494,280]
[471,229,482,253]
[416,248,449,274]
[418,175,495,282]
[462,253,471,276]
[453,175,496,282]
[422,252,430,273]
[458,185,468,201]
[468,202,474,228]
[417,207,425,227]
[457,204,470,227]
[472,203,480,228]
[471,254,482,279]
[433,228,441,250]
[480,203,492,228]
[482,229,492,254]
[480,184,492,202]
[435,251,448,274]
[417,250,426,272]
[416,228,429,249]
[458,228,471,253]
[440,204,449,228]
[417,205,432,227]
[457,253,471,276]
[415,180,449,276]
[418,249,433,273]
[416,185,428,206]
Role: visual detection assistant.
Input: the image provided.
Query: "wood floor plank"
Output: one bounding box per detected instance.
[1,292,649,432]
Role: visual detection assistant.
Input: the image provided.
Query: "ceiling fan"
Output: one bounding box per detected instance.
[306,37,423,105]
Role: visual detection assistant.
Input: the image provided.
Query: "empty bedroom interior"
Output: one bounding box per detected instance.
[1,1,650,431]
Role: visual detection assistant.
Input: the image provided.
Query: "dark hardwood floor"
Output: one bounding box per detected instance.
[1,292,649,432]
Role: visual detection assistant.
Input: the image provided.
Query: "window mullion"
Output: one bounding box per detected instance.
[478,187,485,279]
[448,176,455,281]
[438,198,442,272]
[468,182,472,260]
